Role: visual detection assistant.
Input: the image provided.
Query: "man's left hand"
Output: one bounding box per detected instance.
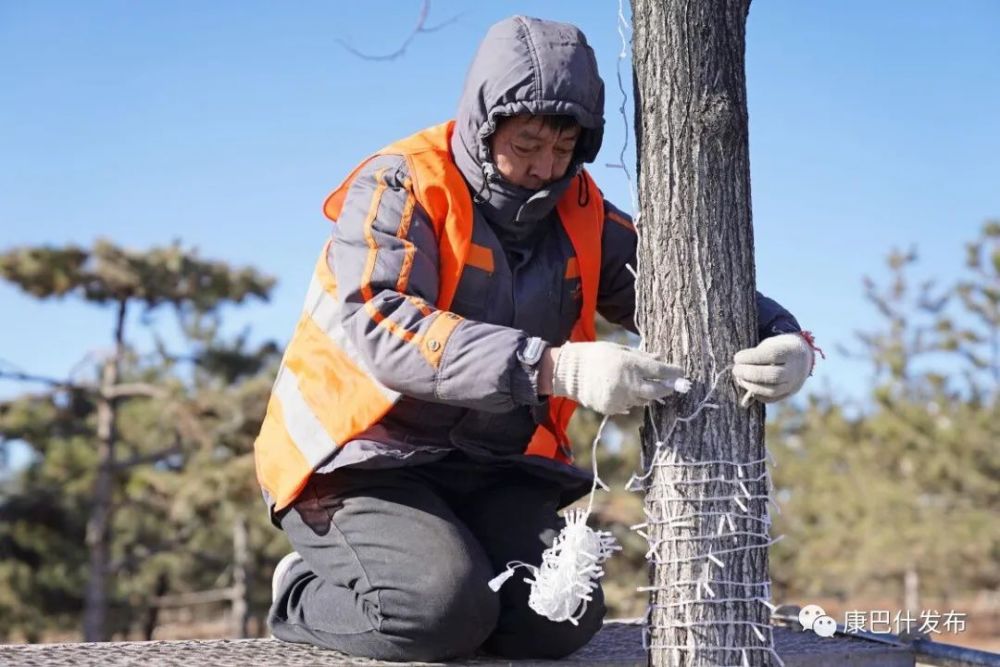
[733,333,814,406]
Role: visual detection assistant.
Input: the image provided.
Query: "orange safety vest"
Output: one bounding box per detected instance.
[254,121,604,511]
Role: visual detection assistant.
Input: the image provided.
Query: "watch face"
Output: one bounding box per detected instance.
[519,338,545,365]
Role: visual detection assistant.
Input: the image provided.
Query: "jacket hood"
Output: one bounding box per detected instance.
[450,16,605,237]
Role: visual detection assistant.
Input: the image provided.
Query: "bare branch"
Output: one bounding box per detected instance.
[0,367,177,406]
[149,587,237,608]
[103,382,167,400]
[113,443,184,470]
[0,359,91,393]
[336,0,462,62]
[420,12,463,34]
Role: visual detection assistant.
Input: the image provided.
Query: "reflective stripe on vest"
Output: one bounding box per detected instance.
[255,121,604,511]
[254,248,400,510]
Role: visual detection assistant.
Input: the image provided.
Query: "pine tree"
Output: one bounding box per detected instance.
[0,240,274,641]
[768,223,999,609]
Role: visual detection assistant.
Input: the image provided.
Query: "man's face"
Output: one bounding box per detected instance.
[489,115,580,190]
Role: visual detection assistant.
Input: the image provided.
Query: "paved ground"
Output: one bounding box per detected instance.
[0,620,915,666]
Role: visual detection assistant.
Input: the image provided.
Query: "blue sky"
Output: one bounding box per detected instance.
[2,0,999,405]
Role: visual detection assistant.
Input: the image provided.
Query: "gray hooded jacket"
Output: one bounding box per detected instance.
[313,17,799,503]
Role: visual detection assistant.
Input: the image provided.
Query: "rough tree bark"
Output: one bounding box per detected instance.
[632,1,771,666]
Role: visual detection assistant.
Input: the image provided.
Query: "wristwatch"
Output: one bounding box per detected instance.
[517,337,549,408]
[516,336,548,395]
[517,336,547,367]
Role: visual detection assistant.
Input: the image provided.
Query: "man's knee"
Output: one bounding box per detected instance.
[378,559,502,661]
[273,565,501,661]
[483,584,607,659]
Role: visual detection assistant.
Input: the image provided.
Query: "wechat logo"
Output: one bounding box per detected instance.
[799,604,837,638]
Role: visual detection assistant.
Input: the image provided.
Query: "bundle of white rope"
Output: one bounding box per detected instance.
[488,508,620,624]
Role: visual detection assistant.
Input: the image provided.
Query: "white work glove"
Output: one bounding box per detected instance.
[553,341,685,415]
[733,333,814,406]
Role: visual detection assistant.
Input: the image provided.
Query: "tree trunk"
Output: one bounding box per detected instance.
[904,566,920,614]
[142,572,169,640]
[83,299,127,641]
[632,1,773,665]
[231,513,250,638]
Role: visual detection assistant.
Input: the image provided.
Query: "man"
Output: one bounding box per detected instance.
[258,15,815,662]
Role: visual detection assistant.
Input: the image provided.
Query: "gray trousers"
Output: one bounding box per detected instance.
[268,452,606,661]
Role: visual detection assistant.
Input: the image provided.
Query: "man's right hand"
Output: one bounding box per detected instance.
[545,341,684,415]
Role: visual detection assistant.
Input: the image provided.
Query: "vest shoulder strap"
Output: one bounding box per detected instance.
[557,171,604,343]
